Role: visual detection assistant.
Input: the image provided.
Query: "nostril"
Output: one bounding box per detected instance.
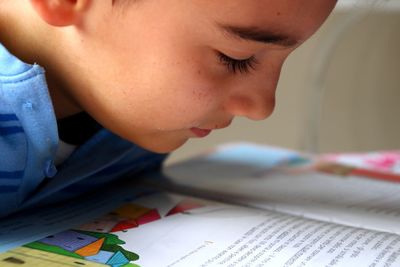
[250,97,276,121]
[225,95,275,121]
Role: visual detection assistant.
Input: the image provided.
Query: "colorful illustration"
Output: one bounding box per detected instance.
[77,203,162,233]
[317,151,400,183]
[1,197,207,266]
[320,151,400,174]
[0,246,109,267]
[21,230,138,267]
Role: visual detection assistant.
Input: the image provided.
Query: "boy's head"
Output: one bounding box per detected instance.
[2,0,336,153]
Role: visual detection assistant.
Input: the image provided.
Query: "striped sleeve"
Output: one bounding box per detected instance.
[0,113,26,186]
[0,111,27,215]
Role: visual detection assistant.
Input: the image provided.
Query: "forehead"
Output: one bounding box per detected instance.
[192,0,336,41]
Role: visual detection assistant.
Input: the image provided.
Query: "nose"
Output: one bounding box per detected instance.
[223,72,279,121]
[224,93,275,121]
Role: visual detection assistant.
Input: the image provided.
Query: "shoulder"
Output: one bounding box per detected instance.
[0,42,59,217]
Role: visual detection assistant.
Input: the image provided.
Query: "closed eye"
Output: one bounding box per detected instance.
[218,52,259,74]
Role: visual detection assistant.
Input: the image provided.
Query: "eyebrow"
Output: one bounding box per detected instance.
[217,24,299,48]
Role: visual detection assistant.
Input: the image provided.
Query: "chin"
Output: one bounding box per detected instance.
[136,138,188,154]
[113,127,189,154]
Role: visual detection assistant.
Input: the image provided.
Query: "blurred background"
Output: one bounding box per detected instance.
[167,0,400,164]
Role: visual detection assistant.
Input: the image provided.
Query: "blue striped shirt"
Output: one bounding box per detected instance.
[0,43,167,217]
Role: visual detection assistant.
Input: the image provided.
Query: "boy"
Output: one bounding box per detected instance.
[0,0,337,217]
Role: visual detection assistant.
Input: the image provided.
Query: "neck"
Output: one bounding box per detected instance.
[0,1,83,119]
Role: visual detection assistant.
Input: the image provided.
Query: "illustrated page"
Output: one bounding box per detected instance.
[3,192,400,267]
[0,185,155,252]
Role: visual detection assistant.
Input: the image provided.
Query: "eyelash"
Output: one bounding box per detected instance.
[218,52,259,74]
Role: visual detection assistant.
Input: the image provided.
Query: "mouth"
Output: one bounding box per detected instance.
[190,120,232,138]
[190,127,212,138]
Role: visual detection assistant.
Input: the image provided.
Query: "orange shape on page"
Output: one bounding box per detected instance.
[111,203,152,220]
[315,162,354,176]
[110,219,139,232]
[110,209,161,232]
[166,199,205,216]
[75,237,105,257]
[136,209,161,225]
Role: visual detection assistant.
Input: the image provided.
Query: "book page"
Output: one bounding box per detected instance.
[0,184,155,252]
[161,144,400,235]
[3,192,400,267]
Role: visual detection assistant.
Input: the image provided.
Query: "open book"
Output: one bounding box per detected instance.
[1,143,400,267]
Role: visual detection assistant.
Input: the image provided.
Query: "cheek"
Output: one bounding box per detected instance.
[188,80,217,111]
[159,76,219,126]
[117,65,219,129]
[142,55,220,120]
[97,28,220,128]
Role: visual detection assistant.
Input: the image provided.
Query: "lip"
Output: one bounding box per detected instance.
[190,127,212,138]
